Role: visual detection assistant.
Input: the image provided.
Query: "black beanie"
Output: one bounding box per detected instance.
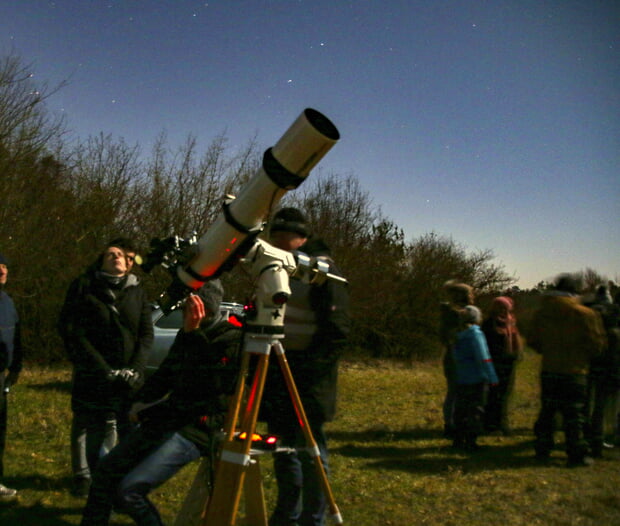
[270,207,309,237]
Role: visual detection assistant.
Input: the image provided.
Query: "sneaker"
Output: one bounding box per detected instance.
[0,483,18,503]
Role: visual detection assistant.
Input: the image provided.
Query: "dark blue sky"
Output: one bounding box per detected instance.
[2,1,618,287]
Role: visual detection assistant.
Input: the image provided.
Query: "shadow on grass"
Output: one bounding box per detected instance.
[27,379,72,393]
[329,425,534,443]
[0,501,84,526]
[0,474,85,525]
[329,426,548,474]
[4,473,74,492]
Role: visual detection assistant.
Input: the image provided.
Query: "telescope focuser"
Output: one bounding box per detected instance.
[291,252,348,286]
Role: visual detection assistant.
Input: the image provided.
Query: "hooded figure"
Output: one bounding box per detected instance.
[481,296,523,435]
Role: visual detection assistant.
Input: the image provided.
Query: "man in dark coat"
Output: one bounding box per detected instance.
[261,208,350,526]
[59,243,153,493]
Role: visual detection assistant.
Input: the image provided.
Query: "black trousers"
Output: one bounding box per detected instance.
[0,373,8,478]
[485,362,516,432]
[453,382,487,447]
[534,372,589,461]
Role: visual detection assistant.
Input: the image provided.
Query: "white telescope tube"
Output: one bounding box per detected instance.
[160,108,339,310]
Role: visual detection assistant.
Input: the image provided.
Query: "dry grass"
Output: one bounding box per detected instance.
[2,350,619,525]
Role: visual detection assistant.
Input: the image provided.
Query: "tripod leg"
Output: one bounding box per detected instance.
[244,458,268,526]
[174,457,211,526]
[272,342,343,525]
[202,351,272,526]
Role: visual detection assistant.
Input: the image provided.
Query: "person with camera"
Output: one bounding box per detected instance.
[0,253,22,503]
[261,207,350,526]
[80,280,243,526]
[58,242,153,496]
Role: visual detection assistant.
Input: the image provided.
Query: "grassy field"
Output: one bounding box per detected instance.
[2,350,619,525]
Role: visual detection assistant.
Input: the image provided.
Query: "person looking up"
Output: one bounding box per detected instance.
[58,242,153,495]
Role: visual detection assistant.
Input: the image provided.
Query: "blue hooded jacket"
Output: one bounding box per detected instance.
[452,324,498,385]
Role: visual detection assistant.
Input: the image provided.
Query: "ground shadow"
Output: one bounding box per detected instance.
[328,425,572,474]
[0,502,84,526]
[0,476,80,524]
[328,425,534,443]
[3,473,75,493]
[27,380,72,393]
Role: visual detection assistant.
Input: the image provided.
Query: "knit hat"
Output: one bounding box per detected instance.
[0,253,7,266]
[196,279,224,315]
[270,207,310,237]
[460,305,482,325]
[491,296,513,312]
[555,274,579,294]
[443,280,474,305]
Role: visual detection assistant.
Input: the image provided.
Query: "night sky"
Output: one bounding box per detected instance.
[2,1,618,288]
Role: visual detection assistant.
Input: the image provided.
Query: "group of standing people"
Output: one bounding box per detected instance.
[440,281,522,451]
[440,274,619,468]
[1,206,350,526]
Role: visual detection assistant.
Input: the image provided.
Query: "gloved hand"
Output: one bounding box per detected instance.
[107,369,121,381]
[118,368,141,388]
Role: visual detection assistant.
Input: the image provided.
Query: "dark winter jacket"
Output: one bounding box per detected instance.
[133,317,243,449]
[0,290,22,374]
[58,269,153,412]
[262,241,350,424]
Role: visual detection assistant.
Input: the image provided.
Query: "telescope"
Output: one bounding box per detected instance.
[158,108,340,313]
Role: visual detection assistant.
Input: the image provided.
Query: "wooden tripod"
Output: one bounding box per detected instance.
[195,334,342,526]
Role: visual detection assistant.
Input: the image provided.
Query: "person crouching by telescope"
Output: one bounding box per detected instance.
[58,242,153,496]
[451,305,498,452]
[260,207,350,526]
[80,280,243,526]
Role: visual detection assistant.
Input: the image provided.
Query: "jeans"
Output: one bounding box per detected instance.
[81,428,200,526]
[71,411,127,478]
[71,413,118,480]
[268,420,330,526]
[117,432,201,525]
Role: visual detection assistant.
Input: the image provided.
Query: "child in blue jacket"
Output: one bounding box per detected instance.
[452,306,498,451]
